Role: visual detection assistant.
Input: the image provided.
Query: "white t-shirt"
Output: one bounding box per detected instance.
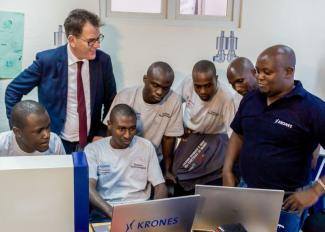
[177,78,235,137]
[103,86,184,151]
[85,136,165,205]
[0,131,65,156]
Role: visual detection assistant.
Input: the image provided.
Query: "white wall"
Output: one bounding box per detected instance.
[101,0,325,97]
[0,0,99,131]
[1,0,325,132]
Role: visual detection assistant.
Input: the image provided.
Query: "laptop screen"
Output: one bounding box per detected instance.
[192,185,284,232]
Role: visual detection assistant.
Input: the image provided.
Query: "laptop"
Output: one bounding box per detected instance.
[107,195,200,232]
[192,185,284,232]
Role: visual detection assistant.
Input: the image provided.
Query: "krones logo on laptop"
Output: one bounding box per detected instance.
[125,217,179,232]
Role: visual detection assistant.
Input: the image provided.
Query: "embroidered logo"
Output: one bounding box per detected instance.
[97,164,111,175]
[158,112,172,118]
[130,162,146,169]
[207,111,219,116]
[274,118,292,129]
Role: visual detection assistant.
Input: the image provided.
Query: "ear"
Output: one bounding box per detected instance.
[286,67,294,77]
[67,35,76,48]
[107,120,112,131]
[143,75,148,84]
[12,126,22,139]
[213,75,218,86]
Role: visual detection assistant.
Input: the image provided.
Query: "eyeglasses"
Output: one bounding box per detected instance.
[78,34,104,47]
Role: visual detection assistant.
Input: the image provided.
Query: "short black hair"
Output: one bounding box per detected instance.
[64,9,102,37]
[109,104,136,123]
[147,61,174,80]
[192,60,217,77]
[11,100,47,129]
[227,57,255,77]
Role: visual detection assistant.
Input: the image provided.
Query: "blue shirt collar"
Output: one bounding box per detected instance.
[283,80,306,98]
[256,80,306,101]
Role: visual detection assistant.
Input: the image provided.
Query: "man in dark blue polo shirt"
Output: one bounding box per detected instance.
[222,44,325,232]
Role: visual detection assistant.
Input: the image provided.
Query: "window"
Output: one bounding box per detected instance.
[176,0,235,21]
[105,0,241,27]
[107,0,167,19]
[111,0,162,13]
[179,0,228,16]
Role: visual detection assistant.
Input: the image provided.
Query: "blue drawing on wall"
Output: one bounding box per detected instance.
[0,11,24,79]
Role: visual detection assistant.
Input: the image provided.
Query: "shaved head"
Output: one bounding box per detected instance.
[255,45,296,103]
[258,44,296,70]
[192,60,217,78]
[192,60,218,101]
[143,61,174,104]
[147,61,174,82]
[109,104,136,124]
[11,100,51,153]
[227,57,257,95]
[108,104,137,149]
[227,57,255,77]
[11,100,47,129]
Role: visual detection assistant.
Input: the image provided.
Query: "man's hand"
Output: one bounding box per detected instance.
[222,171,237,187]
[181,128,193,142]
[222,132,242,187]
[283,187,320,212]
[164,171,177,184]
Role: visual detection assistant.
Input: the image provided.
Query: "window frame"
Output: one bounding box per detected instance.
[104,0,241,28]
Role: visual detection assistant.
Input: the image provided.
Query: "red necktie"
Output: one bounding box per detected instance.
[77,61,87,148]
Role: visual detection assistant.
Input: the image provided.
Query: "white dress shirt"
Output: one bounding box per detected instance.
[61,44,91,142]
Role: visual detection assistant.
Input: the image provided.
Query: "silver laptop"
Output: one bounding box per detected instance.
[110,195,200,232]
[192,185,284,232]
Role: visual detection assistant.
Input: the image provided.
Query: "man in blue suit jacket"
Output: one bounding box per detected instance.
[5,9,116,153]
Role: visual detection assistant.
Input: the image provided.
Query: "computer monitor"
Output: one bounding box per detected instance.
[0,152,88,232]
[110,195,200,232]
[192,185,284,232]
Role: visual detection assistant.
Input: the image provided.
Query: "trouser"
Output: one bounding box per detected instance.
[277,209,307,232]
